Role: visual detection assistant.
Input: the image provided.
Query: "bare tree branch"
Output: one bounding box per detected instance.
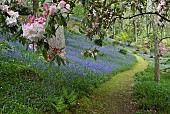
[159,36,170,43]
[119,11,170,22]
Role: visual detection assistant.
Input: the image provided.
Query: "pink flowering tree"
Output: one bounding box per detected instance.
[79,0,170,83]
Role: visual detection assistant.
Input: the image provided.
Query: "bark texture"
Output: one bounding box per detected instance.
[153,19,160,83]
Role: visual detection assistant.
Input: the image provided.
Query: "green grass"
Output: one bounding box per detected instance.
[135,65,170,113]
[76,55,148,113]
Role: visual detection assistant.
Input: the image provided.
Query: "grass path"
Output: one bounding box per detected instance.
[76,55,148,114]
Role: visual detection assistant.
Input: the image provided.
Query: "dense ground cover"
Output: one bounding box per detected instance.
[135,65,170,113]
[0,31,136,113]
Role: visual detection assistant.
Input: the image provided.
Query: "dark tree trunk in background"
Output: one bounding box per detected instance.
[33,0,39,15]
[119,18,123,31]
[146,15,149,38]
[153,20,160,83]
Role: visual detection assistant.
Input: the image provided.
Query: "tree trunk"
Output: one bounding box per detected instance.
[146,16,149,38]
[133,19,138,42]
[119,18,123,32]
[153,19,160,83]
[33,0,39,15]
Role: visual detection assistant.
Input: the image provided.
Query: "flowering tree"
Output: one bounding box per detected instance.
[79,0,170,83]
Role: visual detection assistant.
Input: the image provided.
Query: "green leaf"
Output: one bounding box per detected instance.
[55,14,67,26]
[94,55,97,60]
[60,15,67,26]
[67,91,77,106]
[45,15,51,28]
[79,27,85,33]
[56,56,61,66]
[26,42,29,51]
[60,58,66,66]
[51,97,66,113]
[17,26,22,32]
[42,48,48,60]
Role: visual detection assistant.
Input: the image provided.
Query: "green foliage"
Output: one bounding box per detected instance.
[115,31,131,43]
[135,65,170,113]
[72,4,84,18]
[119,48,127,55]
[11,4,33,15]
[0,40,13,51]
[163,38,170,47]
[112,40,120,46]
[132,41,150,54]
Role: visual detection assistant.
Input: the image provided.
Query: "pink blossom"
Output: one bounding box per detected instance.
[53,48,59,53]
[18,17,22,21]
[48,54,52,59]
[160,0,166,6]
[43,12,49,17]
[59,53,65,58]
[61,49,65,53]
[157,16,162,21]
[49,4,57,15]
[27,15,35,23]
[58,0,66,9]
[26,23,31,26]
[81,51,84,55]
[157,5,162,11]
[43,4,49,11]
[62,4,70,13]
[16,0,24,5]
[66,4,70,10]
[22,22,45,41]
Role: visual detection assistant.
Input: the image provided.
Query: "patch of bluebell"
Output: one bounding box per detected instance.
[0,32,136,106]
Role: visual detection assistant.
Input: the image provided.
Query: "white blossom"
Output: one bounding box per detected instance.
[7,10,19,18]
[157,5,162,11]
[6,16,17,27]
[0,0,6,4]
[22,22,45,41]
[0,5,9,12]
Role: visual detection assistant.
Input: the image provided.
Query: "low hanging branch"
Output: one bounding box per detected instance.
[159,36,170,43]
[119,11,170,22]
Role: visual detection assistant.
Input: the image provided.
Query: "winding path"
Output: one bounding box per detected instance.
[76,55,148,114]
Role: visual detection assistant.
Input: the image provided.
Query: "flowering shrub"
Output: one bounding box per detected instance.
[0,0,71,65]
[159,42,170,56]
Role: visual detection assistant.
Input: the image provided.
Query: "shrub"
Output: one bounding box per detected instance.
[119,48,127,55]
[135,65,170,113]
[72,4,84,18]
[115,31,130,43]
